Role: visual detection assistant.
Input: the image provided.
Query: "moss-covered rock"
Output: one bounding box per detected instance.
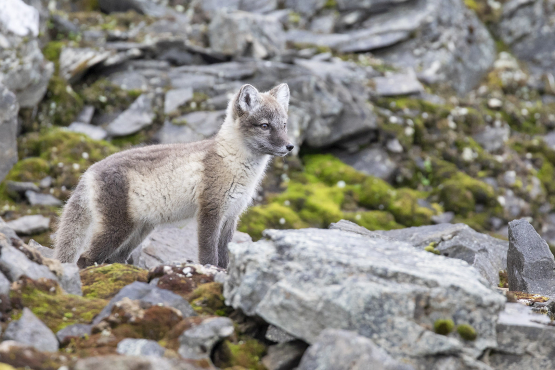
[189,282,231,316]
[456,324,477,341]
[213,339,267,370]
[303,154,366,185]
[343,211,402,231]
[80,264,148,299]
[10,277,107,333]
[438,172,496,216]
[434,319,455,335]
[239,203,308,240]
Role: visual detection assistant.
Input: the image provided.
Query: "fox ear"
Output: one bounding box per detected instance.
[235,84,261,115]
[269,83,290,112]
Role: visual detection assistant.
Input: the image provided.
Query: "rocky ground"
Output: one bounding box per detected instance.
[1,0,555,368]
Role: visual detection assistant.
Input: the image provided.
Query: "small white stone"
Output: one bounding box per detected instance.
[488,98,502,109]
[462,147,473,162]
[82,152,89,159]
[337,180,346,188]
[72,163,80,170]
[284,200,291,206]
[521,108,528,116]
[422,112,429,119]
[98,96,107,103]
[389,116,399,124]
[279,218,286,225]
[405,127,415,136]
[58,162,64,168]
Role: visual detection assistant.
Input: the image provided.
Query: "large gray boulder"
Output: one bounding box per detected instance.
[156,111,226,145]
[0,0,54,107]
[486,303,555,370]
[106,94,155,137]
[209,11,285,59]
[298,329,414,370]
[224,228,505,369]
[331,220,508,287]
[496,0,555,84]
[0,84,18,183]
[507,219,555,296]
[3,308,59,352]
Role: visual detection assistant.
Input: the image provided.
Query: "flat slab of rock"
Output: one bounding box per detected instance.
[6,215,50,235]
[486,303,555,370]
[28,239,54,258]
[164,88,193,115]
[73,355,207,370]
[117,338,166,357]
[59,47,112,83]
[263,340,308,370]
[3,308,59,352]
[507,219,555,297]
[6,181,39,200]
[298,328,413,370]
[0,236,58,282]
[106,94,155,137]
[178,317,234,360]
[93,281,196,325]
[25,190,62,207]
[56,323,92,344]
[156,110,226,145]
[130,219,252,269]
[224,228,505,367]
[371,73,424,96]
[68,122,108,141]
[335,147,397,181]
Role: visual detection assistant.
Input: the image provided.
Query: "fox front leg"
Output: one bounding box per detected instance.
[217,215,239,269]
[197,203,223,266]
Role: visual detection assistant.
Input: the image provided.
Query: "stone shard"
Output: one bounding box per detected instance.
[93,281,197,325]
[0,84,18,183]
[28,239,54,259]
[25,191,62,207]
[298,329,414,370]
[0,236,58,282]
[371,73,424,96]
[335,147,397,181]
[507,219,555,296]
[263,340,308,370]
[156,111,225,145]
[6,181,39,201]
[164,88,194,115]
[224,228,505,368]
[209,11,285,59]
[3,308,59,352]
[117,338,166,357]
[178,317,234,360]
[68,122,108,141]
[6,215,50,235]
[106,94,155,137]
[59,48,112,83]
[61,263,82,296]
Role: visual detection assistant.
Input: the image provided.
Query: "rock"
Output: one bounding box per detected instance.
[25,191,62,207]
[39,176,52,189]
[285,0,326,17]
[68,122,108,141]
[431,212,455,224]
[496,0,555,84]
[108,70,150,91]
[6,181,40,200]
[3,308,59,352]
[174,61,257,80]
[486,303,555,369]
[178,317,234,360]
[61,263,82,296]
[116,338,166,357]
[224,228,505,367]
[373,222,508,286]
[0,235,58,282]
[6,215,50,235]
[298,329,413,370]
[0,270,10,296]
[98,0,173,17]
[0,4,53,107]
[93,281,197,325]
[507,219,555,296]
[544,130,555,150]
[262,341,308,370]
[27,239,54,259]
[56,323,92,344]
[541,213,555,246]
[371,73,424,96]
[0,218,20,242]
[386,138,403,153]
[310,14,336,34]
[0,0,39,37]
[130,219,252,269]
[209,11,285,59]
[156,111,226,145]
[59,48,112,83]
[0,84,18,183]
[73,355,206,370]
[75,106,95,125]
[164,88,193,115]
[473,125,511,153]
[265,325,297,343]
[336,147,397,181]
[106,94,155,137]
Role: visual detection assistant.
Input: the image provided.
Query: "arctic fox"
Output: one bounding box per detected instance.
[54,83,293,269]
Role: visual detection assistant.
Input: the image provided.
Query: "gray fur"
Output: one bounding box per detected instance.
[54,83,292,268]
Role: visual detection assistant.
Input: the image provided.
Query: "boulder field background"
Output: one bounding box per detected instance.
[1,0,555,369]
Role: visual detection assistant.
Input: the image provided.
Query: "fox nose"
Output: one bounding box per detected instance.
[286,144,294,152]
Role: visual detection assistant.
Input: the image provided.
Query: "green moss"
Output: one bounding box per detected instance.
[303,154,366,185]
[324,0,337,8]
[359,176,395,209]
[42,41,65,72]
[3,157,50,182]
[110,131,149,148]
[538,160,555,195]
[434,319,455,335]
[189,282,231,316]
[80,264,148,299]
[388,188,436,226]
[457,324,477,341]
[425,242,441,255]
[215,339,267,370]
[41,75,84,126]
[10,277,107,333]
[77,78,141,114]
[18,128,118,189]
[344,211,402,231]
[438,172,496,216]
[239,203,308,240]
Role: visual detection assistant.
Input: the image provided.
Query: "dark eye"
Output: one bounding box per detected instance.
[261,123,269,130]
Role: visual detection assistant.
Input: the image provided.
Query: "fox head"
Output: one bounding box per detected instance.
[231,83,294,157]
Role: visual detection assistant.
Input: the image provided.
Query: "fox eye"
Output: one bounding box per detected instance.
[261,123,269,130]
